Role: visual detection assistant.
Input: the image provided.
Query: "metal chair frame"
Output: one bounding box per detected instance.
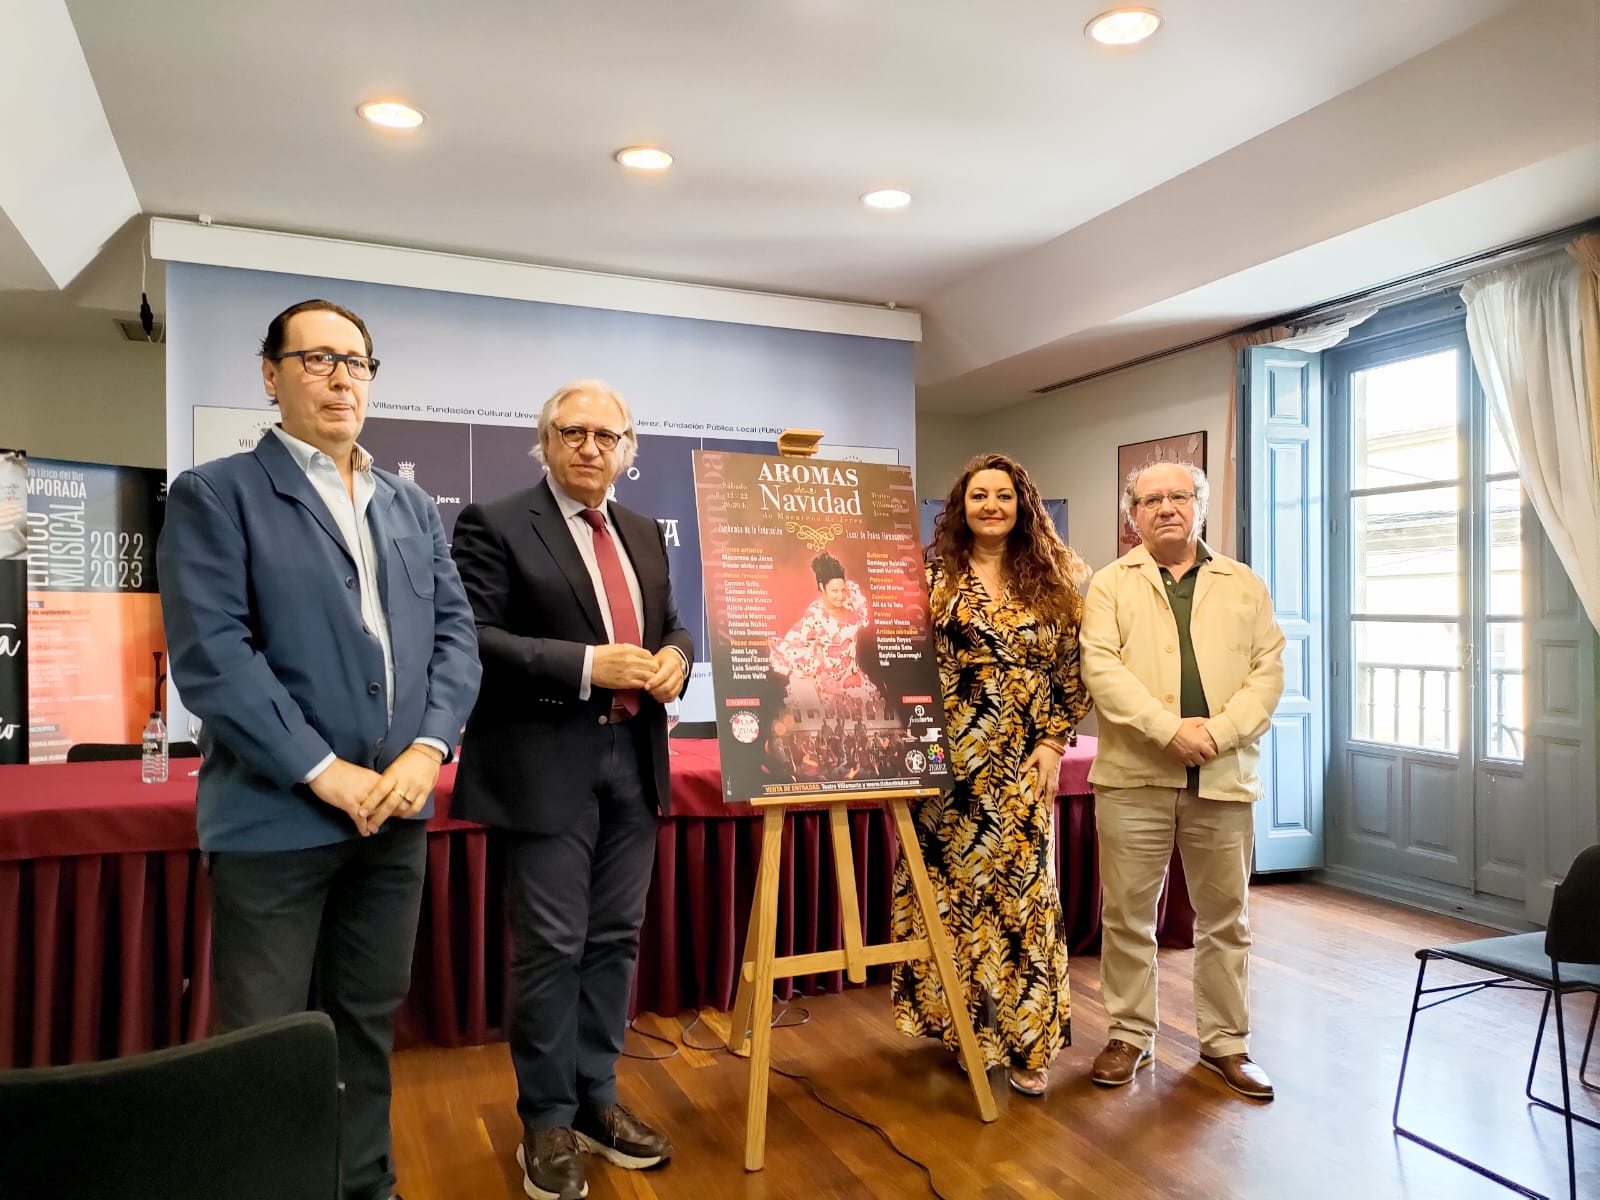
[1394,942,1600,1200]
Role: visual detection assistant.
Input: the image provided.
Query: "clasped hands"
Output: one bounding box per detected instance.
[1164,717,1219,768]
[309,744,443,836]
[592,643,685,702]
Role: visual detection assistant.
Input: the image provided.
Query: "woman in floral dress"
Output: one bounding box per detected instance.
[892,453,1091,1096]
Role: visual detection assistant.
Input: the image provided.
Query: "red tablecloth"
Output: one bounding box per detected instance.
[0,736,1194,1068]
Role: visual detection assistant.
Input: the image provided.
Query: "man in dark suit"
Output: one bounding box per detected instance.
[450,380,692,1200]
[157,299,482,1200]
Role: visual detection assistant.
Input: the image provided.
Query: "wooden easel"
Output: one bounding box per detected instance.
[724,429,998,1173]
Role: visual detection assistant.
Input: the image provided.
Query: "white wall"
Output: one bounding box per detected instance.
[0,337,165,466]
[914,413,983,501]
[979,341,1236,575]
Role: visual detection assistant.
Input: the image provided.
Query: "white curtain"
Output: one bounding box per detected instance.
[1462,253,1600,632]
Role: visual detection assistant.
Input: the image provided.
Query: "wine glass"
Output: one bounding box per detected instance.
[186,714,202,776]
[665,699,681,755]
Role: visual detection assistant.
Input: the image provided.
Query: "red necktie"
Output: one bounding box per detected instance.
[579,507,641,716]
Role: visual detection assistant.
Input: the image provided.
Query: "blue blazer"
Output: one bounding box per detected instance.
[157,431,482,851]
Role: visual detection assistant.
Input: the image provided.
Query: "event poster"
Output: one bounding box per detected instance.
[0,449,26,763]
[25,458,167,763]
[693,450,951,803]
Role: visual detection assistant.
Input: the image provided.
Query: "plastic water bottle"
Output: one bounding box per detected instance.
[141,711,168,783]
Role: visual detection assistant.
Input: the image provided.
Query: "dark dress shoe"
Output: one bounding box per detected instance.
[574,1103,672,1169]
[517,1127,588,1200]
[1090,1038,1154,1087]
[1199,1052,1275,1100]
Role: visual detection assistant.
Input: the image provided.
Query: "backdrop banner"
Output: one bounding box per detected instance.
[166,261,917,727]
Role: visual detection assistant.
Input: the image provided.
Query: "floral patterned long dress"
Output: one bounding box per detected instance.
[891,560,1091,1071]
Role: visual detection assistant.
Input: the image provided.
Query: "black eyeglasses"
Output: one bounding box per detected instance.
[555,425,626,452]
[1133,489,1197,513]
[272,350,380,381]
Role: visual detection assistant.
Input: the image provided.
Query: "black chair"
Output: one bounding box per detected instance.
[1394,843,1600,1199]
[0,1012,341,1200]
[65,740,200,762]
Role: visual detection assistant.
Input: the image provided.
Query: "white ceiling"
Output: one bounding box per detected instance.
[3,0,1595,412]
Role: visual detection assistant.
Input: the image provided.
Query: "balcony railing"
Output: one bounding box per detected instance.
[1354,662,1523,759]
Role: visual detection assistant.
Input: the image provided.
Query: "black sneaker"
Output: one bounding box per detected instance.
[516,1127,588,1200]
[573,1103,672,1169]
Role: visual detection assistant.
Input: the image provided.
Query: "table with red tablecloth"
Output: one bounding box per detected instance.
[0,735,1194,1068]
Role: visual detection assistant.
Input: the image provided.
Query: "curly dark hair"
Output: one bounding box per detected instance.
[811,553,845,588]
[928,453,1085,627]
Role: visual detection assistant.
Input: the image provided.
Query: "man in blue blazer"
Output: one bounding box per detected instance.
[157,299,481,1200]
[451,380,692,1200]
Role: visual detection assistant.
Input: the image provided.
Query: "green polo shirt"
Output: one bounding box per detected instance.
[1158,543,1211,787]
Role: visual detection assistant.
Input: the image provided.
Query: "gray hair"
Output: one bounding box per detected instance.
[529,378,639,470]
[1120,459,1210,528]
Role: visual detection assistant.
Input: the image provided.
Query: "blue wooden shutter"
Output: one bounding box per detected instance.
[1242,347,1325,871]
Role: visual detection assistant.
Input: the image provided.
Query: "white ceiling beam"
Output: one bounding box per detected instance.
[0,0,139,289]
[149,218,922,342]
[917,0,1597,397]
[920,146,1600,414]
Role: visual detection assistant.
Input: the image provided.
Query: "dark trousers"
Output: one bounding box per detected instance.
[209,820,427,1200]
[507,722,660,1129]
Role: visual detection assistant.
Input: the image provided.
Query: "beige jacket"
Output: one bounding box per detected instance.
[1080,543,1285,802]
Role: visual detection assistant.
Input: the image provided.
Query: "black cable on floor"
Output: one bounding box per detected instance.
[678,1001,811,1052]
[668,999,952,1200]
[767,1060,953,1200]
[620,1016,680,1061]
[629,1002,814,1059]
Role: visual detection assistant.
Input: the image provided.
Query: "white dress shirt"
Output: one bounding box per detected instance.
[270,426,449,778]
[545,475,686,699]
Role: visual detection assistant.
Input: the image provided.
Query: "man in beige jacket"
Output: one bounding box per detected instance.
[1079,460,1284,1100]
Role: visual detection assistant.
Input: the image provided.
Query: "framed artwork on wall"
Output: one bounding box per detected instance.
[1116,430,1207,555]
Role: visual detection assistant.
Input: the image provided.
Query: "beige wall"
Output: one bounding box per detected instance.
[913,341,1237,739]
[914,413,982,501]
[963,341,1237,576]
[0,337,165,467]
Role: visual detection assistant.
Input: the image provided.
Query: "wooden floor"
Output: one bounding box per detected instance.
[392,881,1600,1199]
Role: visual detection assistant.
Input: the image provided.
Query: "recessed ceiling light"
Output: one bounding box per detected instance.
[615,146,674,171]
[357,100,426,130]
[861,189,912,210]
[1086,7,1163,45]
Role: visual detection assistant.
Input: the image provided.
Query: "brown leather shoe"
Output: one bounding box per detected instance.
[573,1103,672,1169]
[1199,1052,1275,1100]
[516,1127,588,1200]
[1090,1039,1154,1087]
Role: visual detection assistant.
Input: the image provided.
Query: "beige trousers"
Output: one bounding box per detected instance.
[1094,784,1254,1058]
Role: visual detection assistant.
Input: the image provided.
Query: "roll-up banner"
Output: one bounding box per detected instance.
[0,449,26,763]
[24,458,166,763]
